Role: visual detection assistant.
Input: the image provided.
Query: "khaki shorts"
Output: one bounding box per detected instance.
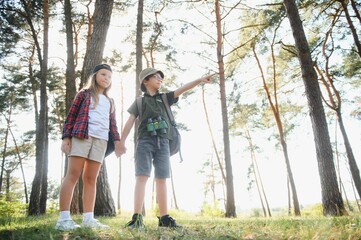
[69,137,107,163]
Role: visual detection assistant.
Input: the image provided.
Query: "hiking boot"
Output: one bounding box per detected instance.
[55,219,81,231]
[82,219,110,229]
[125,213,145,229]
[158,215,182,228]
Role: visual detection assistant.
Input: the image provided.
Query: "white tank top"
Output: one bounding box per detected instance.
[88,94,110,141]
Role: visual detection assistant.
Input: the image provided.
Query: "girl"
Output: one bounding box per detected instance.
[55,64,121,231]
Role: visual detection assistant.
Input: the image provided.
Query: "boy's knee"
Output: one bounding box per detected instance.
[136,175,149,184]
[155,178,167,184]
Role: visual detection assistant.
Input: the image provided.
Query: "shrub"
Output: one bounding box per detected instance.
[0,198,27,225]
[200,202,224,217]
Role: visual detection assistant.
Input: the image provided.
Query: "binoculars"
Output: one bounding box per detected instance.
[146,116,168,136]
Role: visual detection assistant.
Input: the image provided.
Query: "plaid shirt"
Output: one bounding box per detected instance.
[62,89,120,141]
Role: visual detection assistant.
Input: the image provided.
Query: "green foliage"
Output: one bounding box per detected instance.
[1,213,361,240]
[301,203,323,217]
[200,202,225,217]
[0,198,27,226]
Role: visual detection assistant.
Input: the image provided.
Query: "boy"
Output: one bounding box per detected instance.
[119,68,215,228]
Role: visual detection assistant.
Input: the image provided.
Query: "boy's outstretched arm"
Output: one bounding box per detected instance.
[174,73,216,98]
[119,114,137,155]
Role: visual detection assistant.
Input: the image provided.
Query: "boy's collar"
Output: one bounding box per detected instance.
[144,91,161,97]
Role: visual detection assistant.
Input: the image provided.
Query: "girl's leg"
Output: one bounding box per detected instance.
[134,175,149,213]
[82,159,102,213]
[59,156,85,211]
[155,178,167,216]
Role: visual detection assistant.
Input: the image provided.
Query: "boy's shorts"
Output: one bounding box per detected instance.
[69,136,107,163]
[135,136,170,178]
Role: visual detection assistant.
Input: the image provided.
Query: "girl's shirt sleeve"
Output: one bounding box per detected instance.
[62,90,86,139]
[109,108,120,141]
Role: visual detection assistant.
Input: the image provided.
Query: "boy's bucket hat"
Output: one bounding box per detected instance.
[139,68,164,92]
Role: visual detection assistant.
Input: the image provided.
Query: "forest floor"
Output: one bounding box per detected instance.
[0,212,361,239]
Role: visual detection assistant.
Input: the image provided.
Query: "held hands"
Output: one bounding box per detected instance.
[61,138,71,155]
[115,141,127,157]
[114,141,123,158]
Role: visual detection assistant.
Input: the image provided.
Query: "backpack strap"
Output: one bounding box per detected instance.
[136,96,143,119]
[161,94,176,126]
[161,94,183,162]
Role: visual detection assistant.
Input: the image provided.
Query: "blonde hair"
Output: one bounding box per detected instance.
[85,72,115,113]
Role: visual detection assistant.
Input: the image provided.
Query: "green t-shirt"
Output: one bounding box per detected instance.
[128,91,178,140]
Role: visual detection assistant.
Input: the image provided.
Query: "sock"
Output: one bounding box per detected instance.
[59,211,71,221]
[83,212,94,222]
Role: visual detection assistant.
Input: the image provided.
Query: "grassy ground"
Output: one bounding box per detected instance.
[0,212,360,240]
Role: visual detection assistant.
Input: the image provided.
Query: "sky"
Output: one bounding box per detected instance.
[9,0,361,215]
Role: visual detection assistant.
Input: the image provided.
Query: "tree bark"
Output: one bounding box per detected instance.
[283,0,346,216]
[253,43,301,216]
[26,0,49,216]
[94,162,116,216]
[135,0,144,215]
[64,0,80,214]
[215,0,236,218]
[64,0,77,114]
[81,0,115,216]
[337,0,361,59]
[81,0,114,86]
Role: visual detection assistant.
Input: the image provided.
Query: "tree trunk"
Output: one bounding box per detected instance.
[80,0,115,216]
[336,110,361,198]
[337,0,361,59]
[315,20,361,202]
[0,117,10,194]
[246,127,271,217]
[27,0,49,216]
[64,0,79,213]
[135,0,144,135]
[135,0,144,215]
[117,78,124,212]
[9,127,29,203]
[136,0,143,90]
[201,86,227,185]
[39,0,49,215]
[350,0,361,24]
[215,0,236,218]
[64,0,77,113]
[283,0,346,216]
[253,43,301,216]
[81,0,114,85]
[94,162,116,216]
[170,164,179,210]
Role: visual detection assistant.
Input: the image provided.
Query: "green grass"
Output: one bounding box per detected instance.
[0,212,361,240]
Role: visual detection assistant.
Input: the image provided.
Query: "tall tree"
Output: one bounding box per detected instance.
[0,70,31,198]
[215,0,236,218]
[26,0,50,215]
[335,0,361,59]
[64,0,79,213]
[313,4,361,201]
[136,0,144,99]
[253,37,301,216]
[283,0,346,216]
[64,0,77,114]
[80,0,116,216]
[133,0,144,214]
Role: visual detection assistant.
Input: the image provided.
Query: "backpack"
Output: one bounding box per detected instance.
[136,94,183,162]
[105,98,116,158]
